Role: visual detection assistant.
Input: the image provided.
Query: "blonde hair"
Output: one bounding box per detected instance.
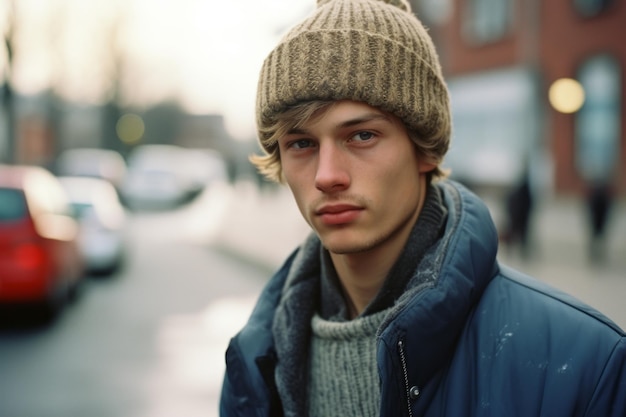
[249,100,450,184]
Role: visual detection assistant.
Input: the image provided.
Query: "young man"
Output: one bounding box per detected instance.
[220,0,626,416]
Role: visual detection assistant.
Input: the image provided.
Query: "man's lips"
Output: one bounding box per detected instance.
[315,204,363,225]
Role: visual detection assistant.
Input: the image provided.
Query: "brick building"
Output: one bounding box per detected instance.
[411,0,625,195]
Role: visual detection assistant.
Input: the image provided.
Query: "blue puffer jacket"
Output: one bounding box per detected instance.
[220,181,626,417]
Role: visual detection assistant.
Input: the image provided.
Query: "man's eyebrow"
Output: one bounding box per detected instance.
[285,112,391,135]
[286,127,309,135]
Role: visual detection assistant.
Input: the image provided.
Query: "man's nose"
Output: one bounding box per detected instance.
[315,143,350,193]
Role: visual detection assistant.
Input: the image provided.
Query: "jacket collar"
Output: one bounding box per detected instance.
[377,180,499,403]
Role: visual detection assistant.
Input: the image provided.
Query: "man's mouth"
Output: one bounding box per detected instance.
[315,204,363,225]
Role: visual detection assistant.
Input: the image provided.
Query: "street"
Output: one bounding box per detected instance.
[0,188,267,417]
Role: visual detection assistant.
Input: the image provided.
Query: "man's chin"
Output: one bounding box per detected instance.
[320,236,374,255]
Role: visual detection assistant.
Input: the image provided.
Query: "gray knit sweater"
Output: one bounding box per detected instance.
[308,309,390,417]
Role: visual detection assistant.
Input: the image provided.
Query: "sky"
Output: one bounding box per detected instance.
[0,0,313,140]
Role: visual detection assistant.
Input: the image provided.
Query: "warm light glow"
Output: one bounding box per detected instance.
[116,113,145,144]
[548,78,585,114]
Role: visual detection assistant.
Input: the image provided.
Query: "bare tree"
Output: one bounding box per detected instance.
[1,0,15,162]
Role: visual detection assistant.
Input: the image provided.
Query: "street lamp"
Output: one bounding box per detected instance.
[548,78,585,114]
[116,113,145,145]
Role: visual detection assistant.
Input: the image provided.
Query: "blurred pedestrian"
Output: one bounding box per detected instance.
[586,180,614,263]
[501,163,534,259]
[220,1,626,416]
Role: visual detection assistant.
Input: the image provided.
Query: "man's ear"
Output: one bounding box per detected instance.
[417,159,437,174]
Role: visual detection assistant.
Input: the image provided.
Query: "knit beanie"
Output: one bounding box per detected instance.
[256,0,451,156]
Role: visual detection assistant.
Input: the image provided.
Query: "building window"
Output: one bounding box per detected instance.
[575,54,621,183]
[412,0,454,26]
[463,0,512,44]
[573,0,614,17]
[444,68,540,187]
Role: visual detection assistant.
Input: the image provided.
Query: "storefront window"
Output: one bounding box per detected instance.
[573,0,614,17]
[575,54,621,182]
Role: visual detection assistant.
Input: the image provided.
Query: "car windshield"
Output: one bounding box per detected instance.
[68,202,94,219]
[0,188,28,222]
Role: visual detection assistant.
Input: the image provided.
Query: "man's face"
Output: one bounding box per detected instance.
[277,100,435,255]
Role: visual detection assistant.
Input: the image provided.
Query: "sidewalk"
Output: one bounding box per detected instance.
[208,181,626,328]
[205,180,311,271]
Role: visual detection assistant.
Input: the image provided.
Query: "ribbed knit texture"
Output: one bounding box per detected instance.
[308,309,389,417]
[256,0,450,150]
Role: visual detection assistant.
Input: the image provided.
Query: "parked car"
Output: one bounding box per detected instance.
[55,147,127,192]
[0,164,84,317]
[121,144,196,210]
[179,148,229,195]
[58,176,128,275]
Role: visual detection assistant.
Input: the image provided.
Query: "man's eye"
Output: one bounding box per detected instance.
[351,131,375,142]
[289,139,314,149]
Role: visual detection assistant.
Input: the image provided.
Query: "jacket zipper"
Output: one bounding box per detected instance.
[398,339,415,417]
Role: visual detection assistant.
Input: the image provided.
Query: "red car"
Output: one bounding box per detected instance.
[0,164,84,317]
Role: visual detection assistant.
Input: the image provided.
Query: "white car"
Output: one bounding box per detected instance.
[58,176,128,275]
[178,148,229,195]
[121,145,224,210]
